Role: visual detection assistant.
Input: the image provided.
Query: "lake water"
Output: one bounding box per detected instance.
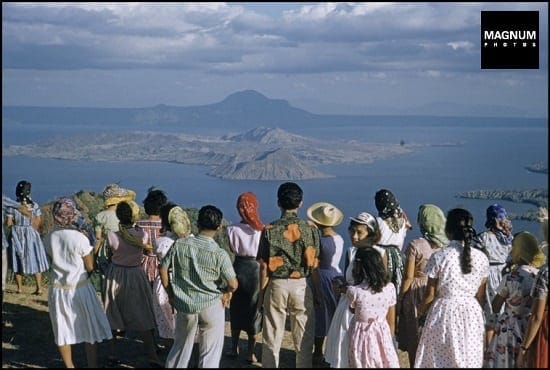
[2,115,548,247]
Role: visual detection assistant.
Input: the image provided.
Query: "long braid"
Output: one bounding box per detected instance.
[460,225,474,274]
[446,208,475,275]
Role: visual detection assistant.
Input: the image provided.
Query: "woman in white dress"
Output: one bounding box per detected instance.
[414,208,489,368]
[324,212,387,368]
[44,197,112,368]
[476,204,513,343]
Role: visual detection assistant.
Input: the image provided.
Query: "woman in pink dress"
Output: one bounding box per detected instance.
[398,203,448,367]
[136,187,168,286]
[346,247,400,368]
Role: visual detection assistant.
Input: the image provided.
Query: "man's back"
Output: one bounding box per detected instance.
[260,212,320,279]
[167,233,235,313]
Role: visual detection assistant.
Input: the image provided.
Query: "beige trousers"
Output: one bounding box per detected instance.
[261,278,315,368]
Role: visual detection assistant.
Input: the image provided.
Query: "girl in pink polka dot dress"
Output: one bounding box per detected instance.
[346,247,400,368]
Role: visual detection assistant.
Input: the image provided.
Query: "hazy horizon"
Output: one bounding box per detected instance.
[2,2,548,117]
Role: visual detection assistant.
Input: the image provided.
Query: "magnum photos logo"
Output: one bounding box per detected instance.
[481,11,539,69]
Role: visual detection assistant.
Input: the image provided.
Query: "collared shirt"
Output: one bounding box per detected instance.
[161,234,236,313]
[257,211,321,279]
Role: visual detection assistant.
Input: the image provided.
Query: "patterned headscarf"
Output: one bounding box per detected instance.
[168,206,191,237]
[417,204,449,248]
[52,197,94,243]
[375,189,405,233]
[237,192,264,231]
[52,197,80,227]
[485,204,513,244]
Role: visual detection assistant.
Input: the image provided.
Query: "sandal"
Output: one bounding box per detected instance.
[246,354,258,364]
[33,289,43,295]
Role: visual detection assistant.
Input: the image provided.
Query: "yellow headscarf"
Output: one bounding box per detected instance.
[511,231,546,268]
[102,183,136,207]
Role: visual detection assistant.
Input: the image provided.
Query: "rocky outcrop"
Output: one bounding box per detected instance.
[456,188,548,221]
[525,162,548,174]
[208,148,332,180]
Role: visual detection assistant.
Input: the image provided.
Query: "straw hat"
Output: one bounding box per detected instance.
[307,202,344,227]
[102,183,136,207]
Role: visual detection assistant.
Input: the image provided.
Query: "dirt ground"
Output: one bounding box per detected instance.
[2,278,409,368]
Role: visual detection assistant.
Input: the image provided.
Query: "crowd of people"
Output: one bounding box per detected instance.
[2,179,548,369]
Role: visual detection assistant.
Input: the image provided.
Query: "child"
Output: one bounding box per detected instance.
[346,247,400,368]
[324,212,387,368]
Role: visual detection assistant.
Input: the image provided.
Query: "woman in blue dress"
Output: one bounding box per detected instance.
[5,180,49,295]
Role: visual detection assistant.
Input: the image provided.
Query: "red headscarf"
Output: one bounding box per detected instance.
[237,192,264,231]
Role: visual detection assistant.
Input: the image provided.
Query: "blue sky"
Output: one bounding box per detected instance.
[2,2,548,117]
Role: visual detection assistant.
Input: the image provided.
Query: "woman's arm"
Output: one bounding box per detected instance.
[31,214,41,232]
[386,304,396,337]
[517,295,547,366]
[400,251,415,296]
[476,277,488,307]
[82,252,95,273]
[418,277,437,318]
[491,293,505,316]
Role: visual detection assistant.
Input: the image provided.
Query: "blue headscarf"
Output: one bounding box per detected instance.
[485,204,513,245]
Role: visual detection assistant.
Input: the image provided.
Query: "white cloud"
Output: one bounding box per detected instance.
[2,2,547,116]
[447,41,474,51]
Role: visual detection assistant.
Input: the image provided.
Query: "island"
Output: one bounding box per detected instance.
[3,126,428,180]
[525,162,548,174]
[456,188,548,221]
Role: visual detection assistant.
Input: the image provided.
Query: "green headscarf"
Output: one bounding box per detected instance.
[417,204,449,248]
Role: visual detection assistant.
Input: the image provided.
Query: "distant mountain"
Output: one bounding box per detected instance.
[2,90,318,132]
[4,90,543,137]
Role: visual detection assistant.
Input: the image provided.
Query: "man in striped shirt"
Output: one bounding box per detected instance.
[161,205,238,368]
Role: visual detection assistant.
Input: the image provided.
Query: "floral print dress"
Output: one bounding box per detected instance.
[484,264,539,368]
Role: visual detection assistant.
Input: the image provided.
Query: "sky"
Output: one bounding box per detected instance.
[2,2,548,117]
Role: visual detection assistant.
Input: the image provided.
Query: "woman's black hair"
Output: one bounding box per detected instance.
[116,201,134,226]
[15,180,34,205]
[445,208,474,274]
[143,187,168,216]
[353,247,390,293]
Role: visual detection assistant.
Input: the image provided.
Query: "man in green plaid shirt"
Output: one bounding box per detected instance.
[161,205,237,368]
